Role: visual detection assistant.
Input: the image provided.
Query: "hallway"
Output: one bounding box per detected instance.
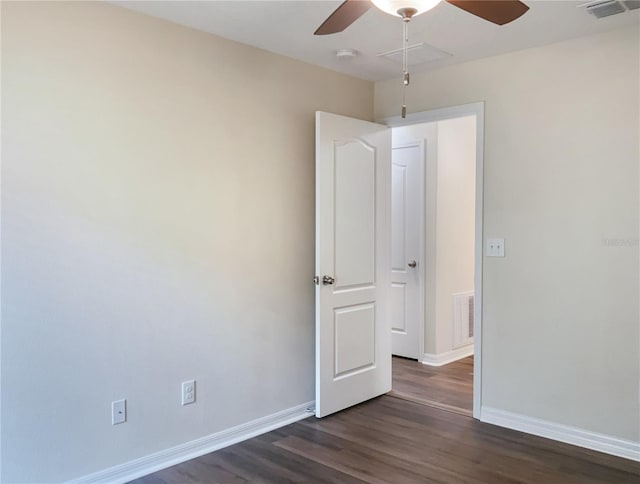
[390,356,473,416]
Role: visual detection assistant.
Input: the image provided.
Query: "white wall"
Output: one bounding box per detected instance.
[377,25,640,443]
[393,117,476,356]
[0,2,373,482]
[434,116,476,355]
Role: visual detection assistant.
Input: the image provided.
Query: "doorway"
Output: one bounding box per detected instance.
[384,103,484,418]
[314,104,483,420]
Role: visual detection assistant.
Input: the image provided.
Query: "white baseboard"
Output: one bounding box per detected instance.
[421,345,474,366]
[70,401,315,484]
[481,406,640,462]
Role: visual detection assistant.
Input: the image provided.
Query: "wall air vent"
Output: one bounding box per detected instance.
[453,292,474,349]
[583,0,627,18]
[623,0,640,10]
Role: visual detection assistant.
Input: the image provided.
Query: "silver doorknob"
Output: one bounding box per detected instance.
[408,260,417,268]
[322,275,335,285]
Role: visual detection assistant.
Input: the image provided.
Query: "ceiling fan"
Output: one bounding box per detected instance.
[315,0,530,35]
[315,0,530,117]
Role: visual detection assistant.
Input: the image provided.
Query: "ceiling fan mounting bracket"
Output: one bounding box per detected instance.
[398,7,418,19]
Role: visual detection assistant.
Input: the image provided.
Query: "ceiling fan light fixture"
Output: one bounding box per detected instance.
[371,0,442,17]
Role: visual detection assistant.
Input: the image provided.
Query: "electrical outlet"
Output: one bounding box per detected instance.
[112,399,126,425]
[486,238,505,257]
[182,380,196,405]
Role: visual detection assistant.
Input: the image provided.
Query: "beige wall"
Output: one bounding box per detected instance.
[377,25,640,442]
[0,1,372,482]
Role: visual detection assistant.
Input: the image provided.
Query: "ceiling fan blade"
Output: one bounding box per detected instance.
[314,0,373,35]
[446,0,529,25]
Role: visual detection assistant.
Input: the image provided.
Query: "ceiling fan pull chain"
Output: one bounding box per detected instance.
[403,17,410,86]
[401,13,411,118]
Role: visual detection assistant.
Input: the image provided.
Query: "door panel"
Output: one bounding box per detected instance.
[334,303,376,377]
[334,140,376,288]
[316,111,391,418]
[391,164,407,271]
[391,283,407,333]
[391,142,423,359]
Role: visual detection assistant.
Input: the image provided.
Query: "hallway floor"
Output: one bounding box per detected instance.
[390,355,473,416]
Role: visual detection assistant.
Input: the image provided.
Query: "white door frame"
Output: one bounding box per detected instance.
[380,102,485,420]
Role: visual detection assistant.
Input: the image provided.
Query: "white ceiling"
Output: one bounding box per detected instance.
[114,0,640,81]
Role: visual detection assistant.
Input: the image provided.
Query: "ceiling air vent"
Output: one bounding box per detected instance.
[623,0,640,10]
[376,42,451,66]
[584,0,627,18]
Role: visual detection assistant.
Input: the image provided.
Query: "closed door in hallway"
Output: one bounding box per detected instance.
[391,141,424,359]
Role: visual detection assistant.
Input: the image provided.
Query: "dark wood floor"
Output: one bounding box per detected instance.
[391,356,473,416]
[132,396,640,483]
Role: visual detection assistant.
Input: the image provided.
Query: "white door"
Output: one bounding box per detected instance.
[315,111,391,418]
[391,142,423,359]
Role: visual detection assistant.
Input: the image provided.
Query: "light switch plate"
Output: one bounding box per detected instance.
[486,238,505,257]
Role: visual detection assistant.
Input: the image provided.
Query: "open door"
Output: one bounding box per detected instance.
[315,111,391,418]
